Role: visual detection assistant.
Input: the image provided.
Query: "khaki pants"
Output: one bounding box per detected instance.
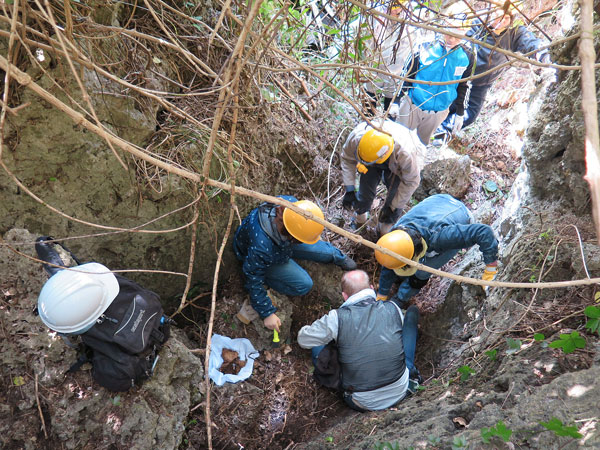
[397,96,449,145]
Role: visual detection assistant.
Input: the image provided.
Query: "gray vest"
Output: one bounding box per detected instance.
[337,297,406,392]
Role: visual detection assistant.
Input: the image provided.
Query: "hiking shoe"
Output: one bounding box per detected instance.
[409,367,423,384]
[337,257,357,271]
[406,378,420,397]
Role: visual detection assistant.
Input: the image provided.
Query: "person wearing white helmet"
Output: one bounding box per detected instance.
[38,262,119,335]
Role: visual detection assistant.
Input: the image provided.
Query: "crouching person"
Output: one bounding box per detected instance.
[297,270,419,412]
[375,194,499,306]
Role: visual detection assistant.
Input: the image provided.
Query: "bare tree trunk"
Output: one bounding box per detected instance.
[579,0,600,242]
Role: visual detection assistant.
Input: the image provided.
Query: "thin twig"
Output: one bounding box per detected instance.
[34,374,48,439]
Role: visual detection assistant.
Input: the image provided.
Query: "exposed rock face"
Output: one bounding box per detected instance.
[521,29,599,211]
[0,229,204,449]
[299,343,600,449]
[414,147,472,201]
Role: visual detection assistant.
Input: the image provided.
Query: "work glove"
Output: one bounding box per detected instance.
[342,189,357,210]
[376,294,388,301]
[378,206,398,225]
[482,264,498,293]
[451,115,464,136]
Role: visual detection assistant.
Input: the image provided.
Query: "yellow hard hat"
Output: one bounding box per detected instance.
[375,229,414,269]
[357,129,394,165]
[282,200,325,244]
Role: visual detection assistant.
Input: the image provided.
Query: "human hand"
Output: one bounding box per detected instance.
[451,115,464,136]
[263,313,281,332]
[342,190,357,210]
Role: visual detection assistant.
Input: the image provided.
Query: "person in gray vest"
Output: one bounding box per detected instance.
[297,270,419,412]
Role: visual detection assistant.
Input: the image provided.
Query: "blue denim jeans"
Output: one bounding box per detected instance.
[265,240,347,296]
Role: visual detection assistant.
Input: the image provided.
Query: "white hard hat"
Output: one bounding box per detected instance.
[38,262,119,334]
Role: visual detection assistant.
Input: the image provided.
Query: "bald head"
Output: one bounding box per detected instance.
[341,270,370,298]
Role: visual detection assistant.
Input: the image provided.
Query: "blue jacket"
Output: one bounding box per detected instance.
[233,195,297,319]
[403,40,473,113]
[379,194,498,292]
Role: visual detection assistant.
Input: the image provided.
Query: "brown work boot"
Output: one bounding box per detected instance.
[236,299,259,324]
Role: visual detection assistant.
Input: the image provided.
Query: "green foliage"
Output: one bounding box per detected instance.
[540,417,583,439]
[549,331,585,354]
[325,436,334,443]
[505,338,522,355]
[374,442,399,450]
[457,365,475,381]
[481,420,512,444]
[534,333,545,341]
[112,395,121,406]
[584,305,600,334]
[539,228,552,239]
[485,349,497,361]
[427,434,441,446]
[451,435,467,449]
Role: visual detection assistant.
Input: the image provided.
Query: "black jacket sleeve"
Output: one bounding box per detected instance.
[454,45,475,116]
[398,50,420,99]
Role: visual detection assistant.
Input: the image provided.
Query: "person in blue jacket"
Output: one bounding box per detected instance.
[374,194,499,306]
[438,1,551,137]
[233,195,357,331]
[396,3,475,145]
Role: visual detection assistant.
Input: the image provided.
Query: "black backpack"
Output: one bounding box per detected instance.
[69,275,171,392]
[35,237,171,392]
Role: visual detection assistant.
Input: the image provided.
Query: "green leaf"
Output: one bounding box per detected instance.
[485,349,497,361]
[12,376,25,386]
[584,305,600,319]
[325,436,334,443]
[494,421,513,442]
[457,365,475,382]
[481,421,512,443]
[585,318,599,334]
[451,435,467,449]
[49,177,57,182]
[549,331,586,354]
[534,333,545,341]
[483,180,498,193]
[506,338,522,355]
[595,291,600,303]
[427,434,441,445]
[480,427,494,444]
[540,417,583,438]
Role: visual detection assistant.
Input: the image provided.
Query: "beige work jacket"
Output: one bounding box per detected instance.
[341,121,426,211]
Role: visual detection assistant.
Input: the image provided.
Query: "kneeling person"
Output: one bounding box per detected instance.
[233,195,356,332]
[298,270,419,412]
